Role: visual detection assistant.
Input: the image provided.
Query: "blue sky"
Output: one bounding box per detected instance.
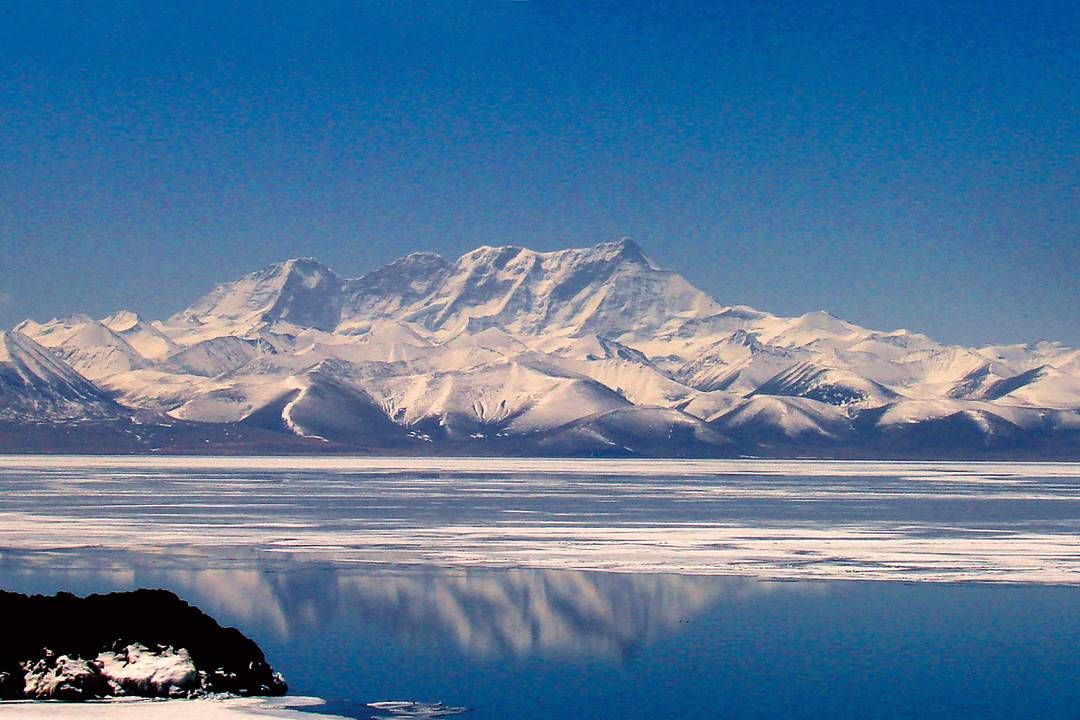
[1,1,1076,345]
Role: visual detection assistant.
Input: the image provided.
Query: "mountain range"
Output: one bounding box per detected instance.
[3,239,1078,457]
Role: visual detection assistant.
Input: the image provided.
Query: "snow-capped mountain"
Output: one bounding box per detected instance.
[15,316,149,380]
[6,240,1080,457]
[0,331,122,421]
[161,258,345,342]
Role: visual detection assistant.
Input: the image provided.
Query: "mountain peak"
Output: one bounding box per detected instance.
[403,251,448,263]
[455,244,532,269]
[603,236,644,254]
[259,257,338,284]
[341,252,455,329]
[169,257,345,336]
[586,238,653,267]
[101,310,142,333]
[451,239,652,270]
[280,256,329,270]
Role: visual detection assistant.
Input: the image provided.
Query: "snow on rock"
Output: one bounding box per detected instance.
[674,331,805,394]
[0,589,287,701]
[982,365,1080,409]
[51,322,151,380]
[537,406,729,456]
[12,316,95,349]
[947,362,1019,400]
[96,644,198,698]
[367,360,631,437]
[280,370,409,445]
[341,251,454,330]
[19,645,198,700]
[351,239,723,340]
[17,316,153,380]
[21,653,104,701]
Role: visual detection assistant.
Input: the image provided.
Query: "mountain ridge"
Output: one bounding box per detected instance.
[5,240,1079,457]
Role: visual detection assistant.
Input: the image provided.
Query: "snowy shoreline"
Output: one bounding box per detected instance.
[0,697,343,719]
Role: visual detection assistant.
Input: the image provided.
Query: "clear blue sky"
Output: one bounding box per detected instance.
[1,1,1077,346]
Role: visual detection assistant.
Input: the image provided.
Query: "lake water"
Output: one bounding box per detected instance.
[0,457,1077,718]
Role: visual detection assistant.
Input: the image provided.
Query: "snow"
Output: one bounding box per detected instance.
[15,317,153,380]
[12,316,95,349]
[0,456,1076,585]
[161,259,345,343]
[22,655,100,700]
[983,365,1080,409]
[0,698,462,719]
[749,360,898,409]
[873,398,1077,430]
[3,240,1079,448]
[674,333,806,394]
[0,697,341,719]
[18,645,199,700]
[366,701,467,718]
[51,323,150,380]
[714,395,846,439]
[95,645,198,697]
[0,332,120,421]
[352,239,722,339]
[168,336,273,377]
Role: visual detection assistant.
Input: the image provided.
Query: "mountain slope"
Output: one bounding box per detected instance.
[981,365,1080,409]
[749,361,898,409]
[0,331,122,421]
[713,396,849,442]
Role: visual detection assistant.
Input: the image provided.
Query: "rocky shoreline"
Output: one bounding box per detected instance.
[0,589,287,701]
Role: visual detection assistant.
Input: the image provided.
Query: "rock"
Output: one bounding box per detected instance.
[21,652,107,701]
[96,643,199,697]
[0,589,287,701]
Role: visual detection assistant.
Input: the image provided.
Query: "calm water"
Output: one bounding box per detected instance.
[0,559,1077,720]
[0,457,1077,718]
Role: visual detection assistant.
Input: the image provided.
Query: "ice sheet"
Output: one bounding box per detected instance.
[0,456,1077,584]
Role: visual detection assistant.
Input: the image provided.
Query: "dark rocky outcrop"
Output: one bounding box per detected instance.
[0,588,287,701]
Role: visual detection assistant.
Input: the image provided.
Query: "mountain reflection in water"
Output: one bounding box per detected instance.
[0,554,817,660]
[178,566,809,659]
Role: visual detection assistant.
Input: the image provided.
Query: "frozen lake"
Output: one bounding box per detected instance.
[0,456,1078,583]
[0,457,1078,718]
